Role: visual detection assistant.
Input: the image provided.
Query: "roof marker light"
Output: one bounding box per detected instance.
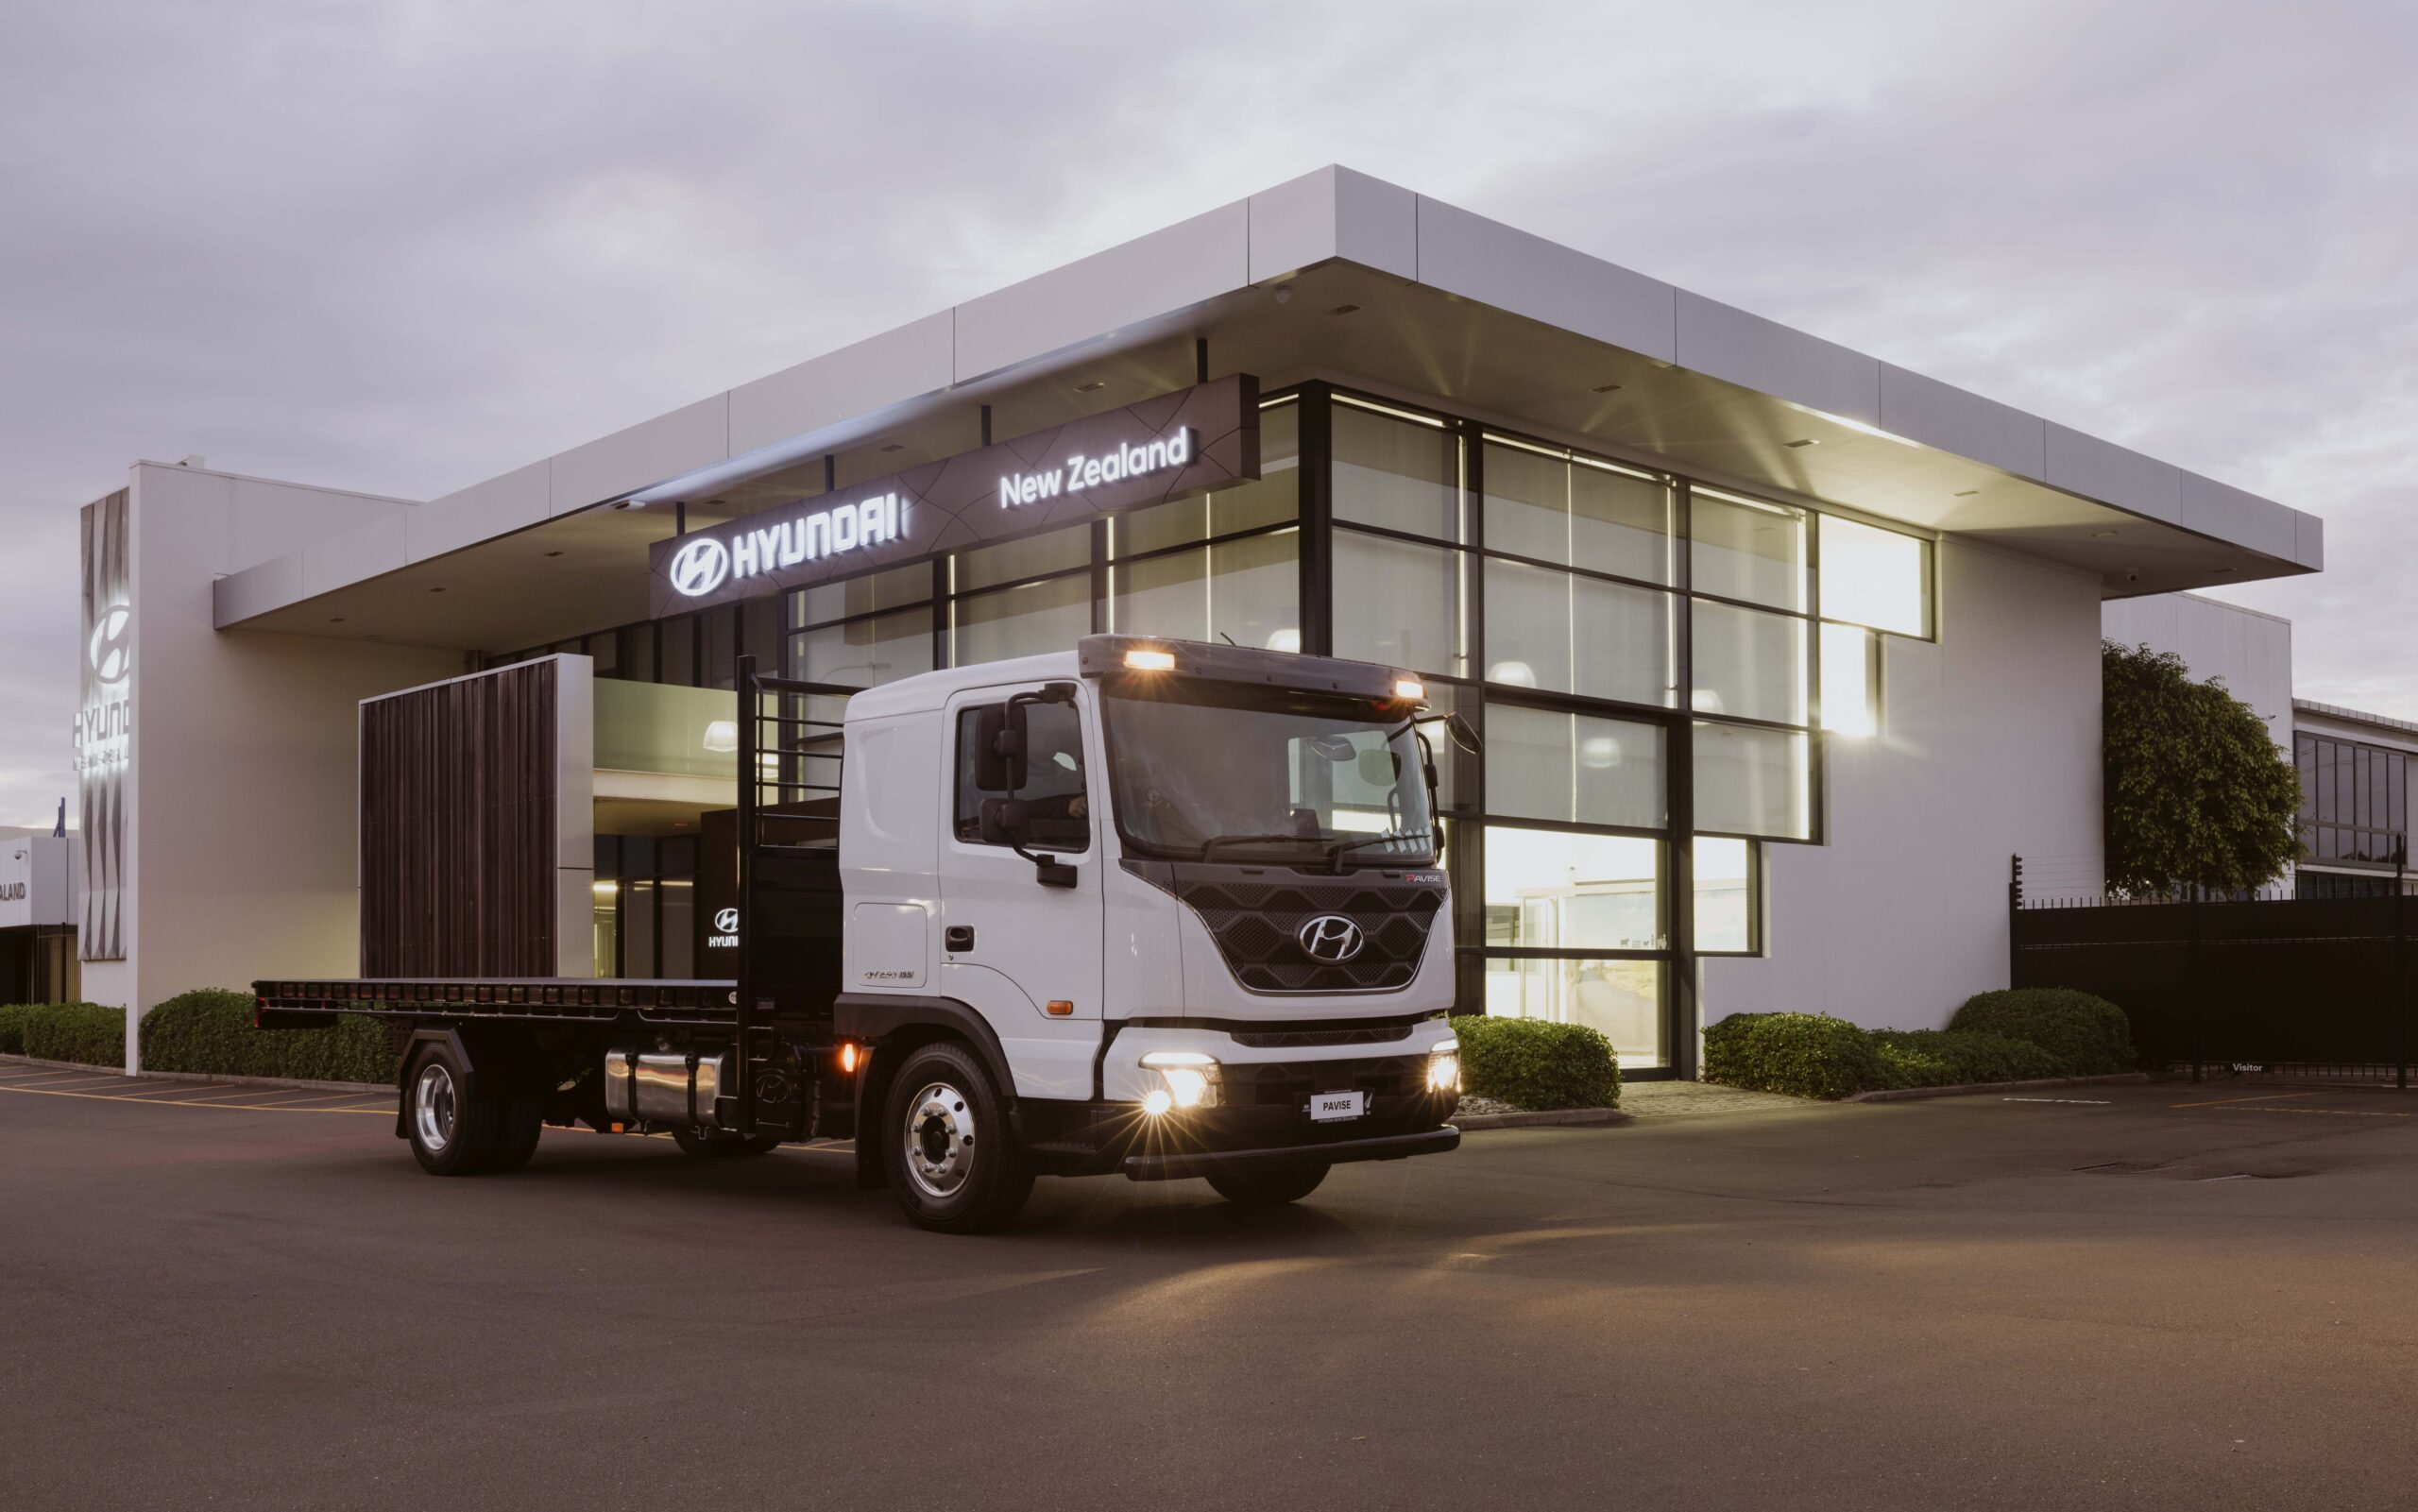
[1394,678,1425,702]
[1124,648,1177,671]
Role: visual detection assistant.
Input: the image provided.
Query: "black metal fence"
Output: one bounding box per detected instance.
[2009,857,2413,1084]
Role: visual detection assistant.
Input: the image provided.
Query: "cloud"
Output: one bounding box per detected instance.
[0,0,2412,824]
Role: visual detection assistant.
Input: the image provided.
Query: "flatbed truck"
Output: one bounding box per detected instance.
[255,636,1468,1232]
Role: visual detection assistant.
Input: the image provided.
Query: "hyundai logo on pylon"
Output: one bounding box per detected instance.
[668,536,731,598]
[88,603,131,686]
[1296,914,1365,962]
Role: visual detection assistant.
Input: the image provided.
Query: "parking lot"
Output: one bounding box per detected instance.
[6,1060,2417,1511]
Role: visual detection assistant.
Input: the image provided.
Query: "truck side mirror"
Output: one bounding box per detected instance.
[978,797,1030,847]
[975,705,1024,792]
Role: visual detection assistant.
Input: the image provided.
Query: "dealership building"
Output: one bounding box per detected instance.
[68,167,2324,1077]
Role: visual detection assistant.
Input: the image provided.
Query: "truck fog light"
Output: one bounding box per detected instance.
[1139,1051,1220,1111]
[1427,1047,1460,1093]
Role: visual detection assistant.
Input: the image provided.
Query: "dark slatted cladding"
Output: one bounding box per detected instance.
[360,663,558,976]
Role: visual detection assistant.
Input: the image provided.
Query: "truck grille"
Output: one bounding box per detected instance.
[1172,875,1443,994]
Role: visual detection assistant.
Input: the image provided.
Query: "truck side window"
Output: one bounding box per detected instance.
[953,700,1091,853]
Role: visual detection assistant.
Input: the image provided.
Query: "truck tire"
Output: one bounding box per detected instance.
[880,1041,1033,1234]
[1206,1160,1330,1207]
[672,1127,784,1158]
[405,1042,502,1176]
[486,1098,545,1173]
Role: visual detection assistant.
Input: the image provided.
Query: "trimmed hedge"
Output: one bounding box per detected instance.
[22,1002,126,1067]
[0,1002,43,1055]
[139,989,398,1085]
[1872,1028,2062,1091]
[1702,1012,1882,1100]
[1452,1014,1620,1110]
[1950,988,2136,1076]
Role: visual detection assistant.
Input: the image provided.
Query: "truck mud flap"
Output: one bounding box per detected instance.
[1122,1126,1459,1182]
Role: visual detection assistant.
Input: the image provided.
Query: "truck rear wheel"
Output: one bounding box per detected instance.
[880,1041,1033,1234]
[486,1098,545,1173]
[672,1127,783,1158]
[405,1043,502,1176]
[1206,1160,1330,1207]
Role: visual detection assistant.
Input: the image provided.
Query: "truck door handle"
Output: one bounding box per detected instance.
[945,926,975,953]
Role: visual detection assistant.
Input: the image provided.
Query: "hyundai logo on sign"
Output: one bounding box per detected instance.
[708,907,741,950]
[668,536,732,599]
[88,603,131,686]
[1296,914,1365,963]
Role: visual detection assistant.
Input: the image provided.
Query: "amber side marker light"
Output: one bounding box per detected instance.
[1046,1000,1075,1016]
[839,1043,860,1074]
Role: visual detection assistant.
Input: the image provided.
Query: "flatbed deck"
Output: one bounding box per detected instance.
[254,977,741,1028]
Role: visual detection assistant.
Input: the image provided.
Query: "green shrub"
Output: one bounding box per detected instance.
[1451,1014,1620,1110]
[1872,1028,2063,1090]
[0,1002,43,1055]
[140,988,398,1085]
[23,1003,126,1067]
[1702,1012,1882,1099]
[1950,988,2136,1075]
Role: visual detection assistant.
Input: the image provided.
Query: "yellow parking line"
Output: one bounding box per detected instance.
[0,1082,388,1114]
[6,1072,142,1090]
[2171,1092,2322,1110]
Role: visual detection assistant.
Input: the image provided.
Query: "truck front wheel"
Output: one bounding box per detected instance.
[880,1041,1033,1234]
[1206,1160,1330,1207]
[405,1043,502,1176]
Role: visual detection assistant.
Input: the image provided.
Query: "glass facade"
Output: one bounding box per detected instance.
[2295,731,2410,879]
[498,384,1939,1072]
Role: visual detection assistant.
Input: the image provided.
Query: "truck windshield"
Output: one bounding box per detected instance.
[1100,678,1437,867]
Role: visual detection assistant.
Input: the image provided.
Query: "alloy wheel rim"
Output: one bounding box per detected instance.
[415,1062,456,1152]
[901,1080,976,1199]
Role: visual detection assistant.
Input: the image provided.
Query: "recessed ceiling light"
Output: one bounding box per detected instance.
[1074,381,1106,393]
[2214,566,2239,574]
[428,586,446,594]
[542,550,564,558]
[1783,438,1818,450]
[329,616,345,623]
[1591,382,1623,394]
[879,442,906,452]
[1952,489,1980,498]
[1330,303,1361,315]
[2090,529,2119,538]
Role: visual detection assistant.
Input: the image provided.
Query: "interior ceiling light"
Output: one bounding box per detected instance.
[1074,380,1107,393]
[1952,489,1981,498]
[2091,529,2120,538]
[428,586,446,594]
[1331,303,1362,315]
[880,442,906,452]
[1784,438,1818,449]
[1591,382,1623,394]
[328,617,345,623]
[543,550,564,558]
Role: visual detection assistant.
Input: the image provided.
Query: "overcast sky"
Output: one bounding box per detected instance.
[2,0,2412,826]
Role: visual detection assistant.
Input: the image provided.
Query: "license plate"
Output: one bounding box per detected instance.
[1308,1090,1366,1123]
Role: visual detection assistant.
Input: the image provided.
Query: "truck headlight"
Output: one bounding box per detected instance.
[1427,1038,1460,1094]
[1139,1051,1220,1113]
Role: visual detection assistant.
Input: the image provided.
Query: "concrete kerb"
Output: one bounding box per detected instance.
[1846,1072,2151,1104]
[1455,1107,1628,1130]
[1,1053,385,1096]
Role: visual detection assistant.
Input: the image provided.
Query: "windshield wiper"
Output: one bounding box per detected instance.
[1322,829,1437,871]
[1198,832,1323,861]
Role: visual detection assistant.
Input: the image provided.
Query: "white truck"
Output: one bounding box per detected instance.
[255,636,1469,1232]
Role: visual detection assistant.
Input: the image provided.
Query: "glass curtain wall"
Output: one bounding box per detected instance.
[499,383,1943,1066]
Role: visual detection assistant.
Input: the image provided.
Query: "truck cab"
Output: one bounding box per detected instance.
[835,635,1464,1229]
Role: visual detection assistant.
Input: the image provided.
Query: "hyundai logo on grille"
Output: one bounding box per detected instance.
[1296,914,1365,962]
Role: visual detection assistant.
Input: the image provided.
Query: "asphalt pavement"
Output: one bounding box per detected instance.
[6,1059,2417,1511]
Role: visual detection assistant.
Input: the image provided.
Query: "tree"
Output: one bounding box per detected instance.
[2102,640,2302,896]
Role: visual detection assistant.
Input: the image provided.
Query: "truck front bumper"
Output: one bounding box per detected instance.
[1122,1125,1459,1181]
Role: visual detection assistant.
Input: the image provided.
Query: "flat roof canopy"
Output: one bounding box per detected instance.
[219,167,2317,654]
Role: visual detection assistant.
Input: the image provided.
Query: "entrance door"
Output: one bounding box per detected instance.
[936,680,1105,1101]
